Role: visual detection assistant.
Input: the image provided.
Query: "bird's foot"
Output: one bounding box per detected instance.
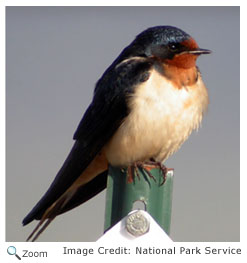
[126,160,172,185]
[150,161,173,185]
[127,161,156,183]
[143,160,172,185]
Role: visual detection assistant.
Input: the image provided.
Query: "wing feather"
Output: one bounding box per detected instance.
[23,57,153,226]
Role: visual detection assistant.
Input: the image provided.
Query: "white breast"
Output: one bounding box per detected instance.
[105,69,209,166]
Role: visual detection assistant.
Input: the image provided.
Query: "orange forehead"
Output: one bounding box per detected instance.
[181,37,199,50]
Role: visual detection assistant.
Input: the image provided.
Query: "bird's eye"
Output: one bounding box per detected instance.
[168,43,179,52]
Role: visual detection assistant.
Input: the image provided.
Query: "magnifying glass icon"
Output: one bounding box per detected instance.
[7,246,21,260]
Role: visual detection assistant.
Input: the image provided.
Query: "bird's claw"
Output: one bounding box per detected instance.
[126,161,171,185]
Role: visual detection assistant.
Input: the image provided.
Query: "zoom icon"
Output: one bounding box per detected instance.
[7,246,21,260]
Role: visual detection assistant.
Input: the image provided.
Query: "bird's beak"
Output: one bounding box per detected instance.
[185,48,212,55]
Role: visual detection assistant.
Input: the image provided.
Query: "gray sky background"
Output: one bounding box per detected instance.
[6,6,239,242]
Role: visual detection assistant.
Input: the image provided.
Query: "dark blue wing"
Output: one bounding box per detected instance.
[23,57,153,225]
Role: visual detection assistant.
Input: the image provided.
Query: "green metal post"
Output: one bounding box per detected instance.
[104,165,174,235]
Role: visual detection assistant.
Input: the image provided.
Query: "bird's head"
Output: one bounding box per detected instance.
[127,26,211,69]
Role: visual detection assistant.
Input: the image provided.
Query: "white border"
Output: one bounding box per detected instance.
[1,1,245,262]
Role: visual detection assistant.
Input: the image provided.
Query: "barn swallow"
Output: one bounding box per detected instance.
[23,26,211,241]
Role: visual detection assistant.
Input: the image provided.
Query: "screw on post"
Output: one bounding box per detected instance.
[126,210,150,236]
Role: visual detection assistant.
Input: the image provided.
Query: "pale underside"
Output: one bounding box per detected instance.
[105,68,209,166]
